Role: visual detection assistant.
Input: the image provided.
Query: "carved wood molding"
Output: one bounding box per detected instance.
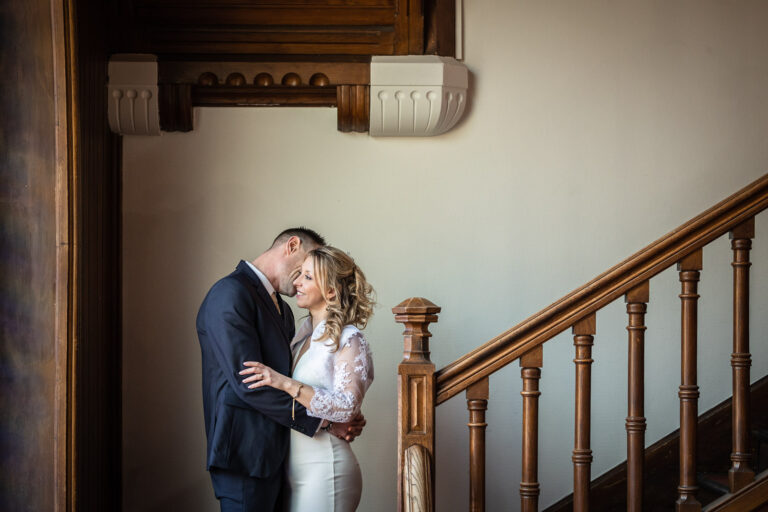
[337,85,370,133]
[435,173,768,404]
[114,0,425,57]
[403,444,433,512]
[110,0,456,135]
[157,63,371,133]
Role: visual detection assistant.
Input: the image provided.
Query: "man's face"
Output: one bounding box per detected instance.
[275,239,316,296]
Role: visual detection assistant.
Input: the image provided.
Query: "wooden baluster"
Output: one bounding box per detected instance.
[676,249,702,512]
[520,345,543,512]
[729,218,756,492]
[625,282,649,512]
[573,314,596,512]
[394,298,441,512]
[467,377,489,512]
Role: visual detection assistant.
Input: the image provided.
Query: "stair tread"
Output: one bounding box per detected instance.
[698,472,730,495]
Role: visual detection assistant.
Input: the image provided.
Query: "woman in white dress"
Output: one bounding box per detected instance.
[239,246,375,512]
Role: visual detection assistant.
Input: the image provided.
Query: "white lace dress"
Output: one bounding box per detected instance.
[288,319,374,512]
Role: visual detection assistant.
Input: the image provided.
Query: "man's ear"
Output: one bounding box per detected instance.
[286,236,301,254]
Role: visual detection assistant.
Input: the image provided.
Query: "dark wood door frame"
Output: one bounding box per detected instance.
[51,0,74,508]
[53,0,123,509]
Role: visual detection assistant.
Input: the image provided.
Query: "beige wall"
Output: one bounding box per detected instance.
[123,1,768,510]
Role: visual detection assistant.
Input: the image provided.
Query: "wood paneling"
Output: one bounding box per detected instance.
[425,0,456,56]
[0,1,61,509]
[114,0,419,57]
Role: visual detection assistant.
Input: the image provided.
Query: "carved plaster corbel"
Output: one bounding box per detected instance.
[107,54,161,136]
[369,55,468,137]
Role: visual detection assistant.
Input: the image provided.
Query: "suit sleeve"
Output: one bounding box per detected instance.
[202,279,321,436]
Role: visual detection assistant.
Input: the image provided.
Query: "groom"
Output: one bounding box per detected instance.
[197,227,363,511]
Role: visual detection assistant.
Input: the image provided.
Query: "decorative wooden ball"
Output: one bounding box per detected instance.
[225,73,246,86]
[254,73,274,87]
[198,72,218,86]
[309,73,330,87]
[281,72,302,87]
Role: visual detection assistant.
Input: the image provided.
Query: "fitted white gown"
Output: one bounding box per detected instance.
[288,319,374,512]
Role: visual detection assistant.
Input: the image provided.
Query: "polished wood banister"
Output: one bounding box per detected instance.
[625,281,650,512]
[572,314,596,512]
[435,173,768,404]
[677,249,703,511]
[728,218,756,491]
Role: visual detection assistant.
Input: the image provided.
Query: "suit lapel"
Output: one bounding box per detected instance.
[236,261,290,341]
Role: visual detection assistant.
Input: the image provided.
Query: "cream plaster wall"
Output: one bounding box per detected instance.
[123,1,768,510]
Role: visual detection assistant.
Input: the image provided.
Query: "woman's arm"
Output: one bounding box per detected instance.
[239,362,316,411]
[241,331,373,424]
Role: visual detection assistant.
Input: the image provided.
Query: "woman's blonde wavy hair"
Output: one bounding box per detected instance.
[309,246,375,351]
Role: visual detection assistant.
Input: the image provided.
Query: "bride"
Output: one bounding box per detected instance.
[239,246,375,511]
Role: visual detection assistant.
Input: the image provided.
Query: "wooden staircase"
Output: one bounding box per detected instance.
[393,174,768,511]
[546,376,768,511]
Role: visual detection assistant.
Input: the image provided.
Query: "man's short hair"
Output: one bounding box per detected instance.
[271,227,326,249]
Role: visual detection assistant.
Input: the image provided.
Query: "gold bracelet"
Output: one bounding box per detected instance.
[292,383,303,399]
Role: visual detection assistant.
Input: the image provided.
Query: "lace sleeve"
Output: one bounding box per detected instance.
[308,329,374,423]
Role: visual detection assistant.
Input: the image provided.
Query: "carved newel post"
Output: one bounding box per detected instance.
[393,297,441,512]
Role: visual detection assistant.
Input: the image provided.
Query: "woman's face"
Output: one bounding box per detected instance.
[293,257,327,312]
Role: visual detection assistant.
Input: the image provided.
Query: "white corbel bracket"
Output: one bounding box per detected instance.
[107,54,161,136]
[369,55,468,137]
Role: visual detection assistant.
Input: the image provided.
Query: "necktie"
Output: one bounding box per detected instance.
[271,292,281,314]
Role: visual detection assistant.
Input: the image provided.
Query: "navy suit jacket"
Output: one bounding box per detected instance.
[197,261,321,478]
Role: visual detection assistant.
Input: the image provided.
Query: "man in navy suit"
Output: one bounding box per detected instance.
[197,228,362,511]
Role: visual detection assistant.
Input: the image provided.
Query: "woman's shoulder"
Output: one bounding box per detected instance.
[339,324,368,349]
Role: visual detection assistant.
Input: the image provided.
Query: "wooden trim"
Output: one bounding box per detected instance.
[704,469,768,511]
[66,0,80,504]
[435,174,768,404]
[159,61,370,87]
[425,0,456,56]
[51,0,73,509]
[337,85,370,133]
[192,85,338,107]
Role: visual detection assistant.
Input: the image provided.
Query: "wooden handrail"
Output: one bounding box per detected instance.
[435,173,768,404]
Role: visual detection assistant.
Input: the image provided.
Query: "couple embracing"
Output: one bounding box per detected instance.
[197,228,375,511]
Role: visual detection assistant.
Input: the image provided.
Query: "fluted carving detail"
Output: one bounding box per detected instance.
[337,84,370,133]
[404,445,432,512]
